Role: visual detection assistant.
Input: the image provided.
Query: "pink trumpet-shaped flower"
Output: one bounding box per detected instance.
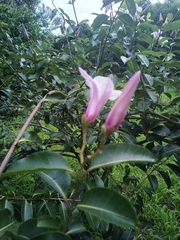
[79,67,121,124]
[105,71,141,133]
[21,23,29,40]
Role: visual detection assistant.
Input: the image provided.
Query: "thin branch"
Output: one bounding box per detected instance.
[0,91,58,174]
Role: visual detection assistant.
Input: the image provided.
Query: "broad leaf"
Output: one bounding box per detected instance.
[77,188,137,228]
[21,200,33,222]
[118,14,133,27]
[37,216,60,230]
[0,209,17,237]
[38,170,71,198]
[88,143,155,172]
[125,0,136,17]
[66,221,86,235]
[92,14,109,31]
[163,20,180,32]
[0,151,72,178]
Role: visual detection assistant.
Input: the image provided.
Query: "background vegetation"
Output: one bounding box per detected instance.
[1,0,180,239]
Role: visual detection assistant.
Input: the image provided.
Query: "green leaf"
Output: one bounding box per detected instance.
[0,151,72,178]
[44,202,57,219]
[137,54,149,67]
[17,219,71,239]
[88,144,155,172]
[38,170,71,198]
[146,89,157,103]
[167,164,180,177]
[59,202,68,226]
[118,14,133,27]
[0,200,14,215]
[77,188,137,228]
[0,209,15,237]
[21,200,33,222]
[20,131,45,149]
[125,0,136,17]
[152,126,170,137]
[66,221,86,235]
[163,20,180,32]
[148,175,158,191]
[92,14,109,31]
[45,91,66,103]
[85,213,100,230]
[159,171,171,189]
[37,216,60,229]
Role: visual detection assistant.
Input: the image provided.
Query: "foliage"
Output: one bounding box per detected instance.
[1,0,180,239]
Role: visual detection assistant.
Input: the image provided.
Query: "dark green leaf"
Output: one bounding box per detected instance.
[159,171,171,189]
[38,170,71,198]
[66,221,86,235]
[77,188,137,228]
[1,152,72,178]
[167,164,180,177]
[37,216,60,229]
[88,144,155,172]
[148,175,158,191]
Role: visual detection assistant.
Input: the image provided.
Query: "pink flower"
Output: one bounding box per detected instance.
[21,23,29,40]
[79,67,121,124]
[105,71,141,133]
[105,4,112,13]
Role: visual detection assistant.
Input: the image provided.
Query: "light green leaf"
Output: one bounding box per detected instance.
[66,221,86,235]
[138,54,149,67]
[88,144,155,172]
[92,14,109,31]
[163,20,180,32]
[38,170,71,198]
[0,151,72,178]
[21,200,33,222]
[125,0,136,17]
[77,188,137,228]
[146,89,157,103]
[45,91,66,103]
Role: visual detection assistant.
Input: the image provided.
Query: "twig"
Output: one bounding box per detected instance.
[0,91,58,174]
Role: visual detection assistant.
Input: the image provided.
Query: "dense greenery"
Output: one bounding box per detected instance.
[1,0,180,239]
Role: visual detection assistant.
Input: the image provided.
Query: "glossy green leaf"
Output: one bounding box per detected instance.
[148,175,158,191]
[77,188,137,228]
[92,14,109,31]
[95,174,104,187]
[66,221,86,235]
[37,216,59,229]
[20,131,45,149]
[38,170,71,198]
[125,0,136,17]
[167,164,180,177]
[88,144,155,172]
[21,200,33,222]
[0,151,72,178]
[153,126,170,137]
[31,232,72,240]
[159,171,171,189]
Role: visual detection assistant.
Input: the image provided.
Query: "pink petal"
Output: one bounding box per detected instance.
[105,71,141,132]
